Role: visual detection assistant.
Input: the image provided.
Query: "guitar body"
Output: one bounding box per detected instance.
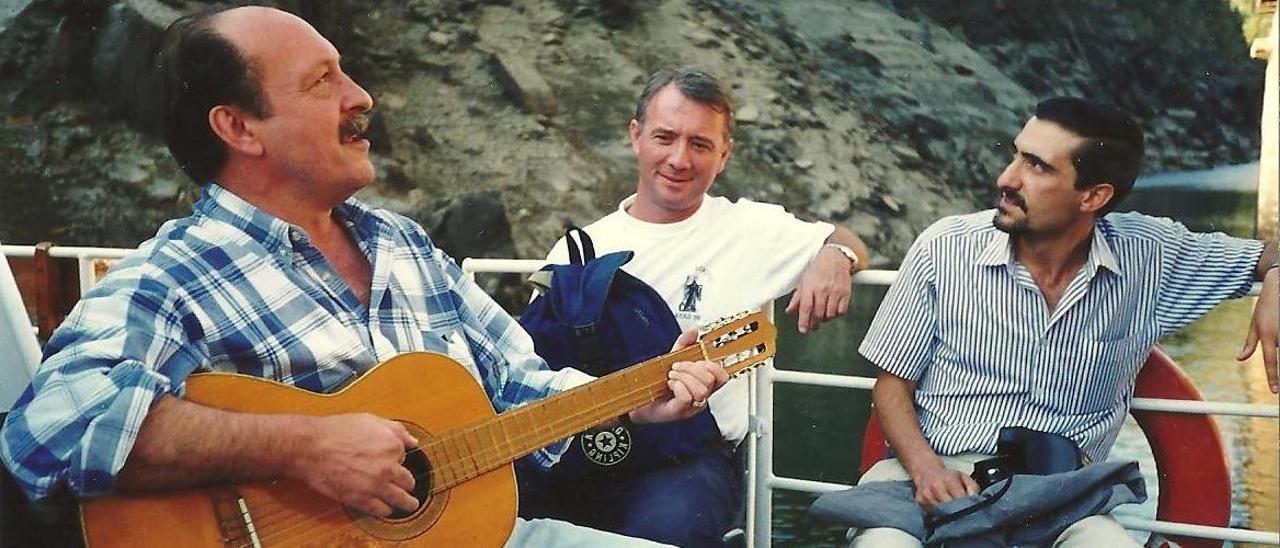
[77,311,777,547]
[80,353,516,547]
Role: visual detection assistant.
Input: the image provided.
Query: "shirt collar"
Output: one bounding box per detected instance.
[1086,218,1123,276]
[975,230,1013,274]
[617,193,712,232]
[973,220,1123,278]
[334,197,380,242]
[196,183,380,253]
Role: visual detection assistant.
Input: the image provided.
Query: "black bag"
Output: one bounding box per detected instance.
[971,427,1085,489]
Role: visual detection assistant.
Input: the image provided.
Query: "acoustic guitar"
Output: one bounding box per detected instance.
[79,311,775,547]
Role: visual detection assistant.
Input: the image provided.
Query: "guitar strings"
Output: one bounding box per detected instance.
[239,340,770,546]
[220,378,660,545]
[207,366,669,546]
[218,351,766,548]
[231,371,678,546]
[214,331,768,545]
[406,323,764,489]
[401,344,704,487]
[415,353,685,487]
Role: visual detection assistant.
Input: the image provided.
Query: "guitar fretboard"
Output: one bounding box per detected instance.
[422,345,707,492]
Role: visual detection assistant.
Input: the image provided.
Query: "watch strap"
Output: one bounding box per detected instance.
[823,242,859,273]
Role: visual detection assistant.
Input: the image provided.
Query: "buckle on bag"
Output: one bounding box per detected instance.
[970,427,1085,489]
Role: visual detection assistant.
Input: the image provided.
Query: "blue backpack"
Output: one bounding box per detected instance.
[516,227,722,483]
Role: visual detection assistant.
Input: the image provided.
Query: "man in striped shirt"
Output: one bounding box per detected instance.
[0,7,727,546]
[852,97,1278,547]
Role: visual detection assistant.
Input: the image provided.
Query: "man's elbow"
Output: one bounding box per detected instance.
[0,447,77,502]
[872,369,915,402]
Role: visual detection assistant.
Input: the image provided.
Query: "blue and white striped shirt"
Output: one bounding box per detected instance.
[860,210,1262,463]
[0,184,590,500]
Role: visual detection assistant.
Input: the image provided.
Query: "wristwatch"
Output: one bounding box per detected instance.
[823,243,860,274]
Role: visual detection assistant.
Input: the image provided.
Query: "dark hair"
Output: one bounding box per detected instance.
[1033,97,1145,213]
[633,67,735,139]
[157,10,270,184]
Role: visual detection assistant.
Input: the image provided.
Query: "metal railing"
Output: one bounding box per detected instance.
[5,248,1273,546]
[460,258,1280,547]
[1,244,132,294]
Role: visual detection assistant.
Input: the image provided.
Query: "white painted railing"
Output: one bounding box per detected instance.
[460,258,1279,548]
[4,248,1273,546]
[1,244,132,294]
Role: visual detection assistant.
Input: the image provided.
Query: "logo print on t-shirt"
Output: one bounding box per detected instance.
[679,273,703,312]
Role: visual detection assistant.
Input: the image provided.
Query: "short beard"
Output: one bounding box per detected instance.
[992,212,1027,234]
[993,190,1027,234]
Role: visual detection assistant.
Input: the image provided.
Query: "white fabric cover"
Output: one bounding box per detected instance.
[0,248,40,411]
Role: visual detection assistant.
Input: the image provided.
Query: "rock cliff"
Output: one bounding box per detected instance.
[0,0,1263,270]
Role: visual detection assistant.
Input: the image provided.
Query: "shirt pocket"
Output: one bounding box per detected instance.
[1036,335,1141,415]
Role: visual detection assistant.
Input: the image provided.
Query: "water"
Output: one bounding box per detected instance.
[767,163,1278,546]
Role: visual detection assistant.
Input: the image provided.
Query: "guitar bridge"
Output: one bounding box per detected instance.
[210,489,263,548]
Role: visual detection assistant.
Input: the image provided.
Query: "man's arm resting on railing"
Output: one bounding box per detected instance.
[787,225,870,334]
[872,370,978,510]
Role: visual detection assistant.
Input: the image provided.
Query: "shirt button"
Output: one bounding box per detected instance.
[289,230,302,243]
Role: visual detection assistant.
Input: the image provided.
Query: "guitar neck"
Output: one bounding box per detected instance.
[423,345,707,492]
[422,310,774,493]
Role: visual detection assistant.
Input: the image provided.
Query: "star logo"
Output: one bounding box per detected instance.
[579,424,632,466]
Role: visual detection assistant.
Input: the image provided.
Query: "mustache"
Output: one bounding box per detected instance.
[340,112,371,140]
[999,189,1026,209]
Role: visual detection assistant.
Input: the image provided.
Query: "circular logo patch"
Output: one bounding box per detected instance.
[579,424,632,466]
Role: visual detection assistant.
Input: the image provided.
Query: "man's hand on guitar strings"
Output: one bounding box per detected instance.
[628,329,729,424]
[288,413,421,517]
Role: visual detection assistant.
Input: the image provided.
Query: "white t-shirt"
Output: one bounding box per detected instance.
[546,194,833,444]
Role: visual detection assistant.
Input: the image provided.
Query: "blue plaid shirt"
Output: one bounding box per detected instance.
[1,184,591,500]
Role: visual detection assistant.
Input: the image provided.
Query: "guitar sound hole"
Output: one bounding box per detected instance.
[388,449,432,520]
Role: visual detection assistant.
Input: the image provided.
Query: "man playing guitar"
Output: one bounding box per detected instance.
[0,6,728,546]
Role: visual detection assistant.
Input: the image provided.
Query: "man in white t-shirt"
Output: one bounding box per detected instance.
[524,67,871,547]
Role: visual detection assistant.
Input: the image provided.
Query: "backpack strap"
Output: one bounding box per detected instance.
[547,250,633,367]
[564,226,596,265]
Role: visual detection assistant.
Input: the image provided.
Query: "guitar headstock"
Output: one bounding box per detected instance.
[697,311,777,378]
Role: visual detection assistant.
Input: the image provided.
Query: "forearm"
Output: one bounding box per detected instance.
[872,370,942,478]
[826,225,870,271]
[115,395,312,492]
[1255,239,1278,280]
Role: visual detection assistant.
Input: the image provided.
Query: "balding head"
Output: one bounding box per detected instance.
[211,7,333,75]
[210,5,309,35]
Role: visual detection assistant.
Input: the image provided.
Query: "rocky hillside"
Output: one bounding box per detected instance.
[0,0,1264,272]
